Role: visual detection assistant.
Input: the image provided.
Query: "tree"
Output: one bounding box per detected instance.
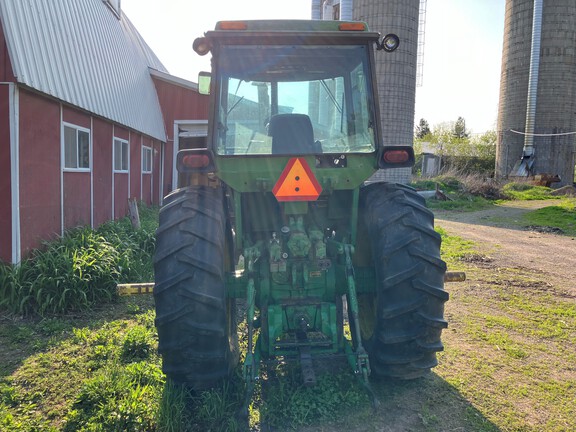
[415,118,431,139]
[453,116,469,139]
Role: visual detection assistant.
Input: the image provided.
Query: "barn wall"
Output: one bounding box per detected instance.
[2,87,166,262]
[63,172,91,229]
[141,135,153,204]
[129,132,141,203]
[152,77,209,198]
[62,108,91,230]
[93,117,113,226]
[152,140,161,204]
[113,125,130,220]
[18,89,61,256]
[0,85,11,262]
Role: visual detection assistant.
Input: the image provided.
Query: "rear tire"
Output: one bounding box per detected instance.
[360,183,448,379]
[154,186,238,388]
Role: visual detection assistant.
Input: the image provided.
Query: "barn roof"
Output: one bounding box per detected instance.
[0,0,168,141]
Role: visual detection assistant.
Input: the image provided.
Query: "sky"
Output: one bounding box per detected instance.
[122,0,505,135]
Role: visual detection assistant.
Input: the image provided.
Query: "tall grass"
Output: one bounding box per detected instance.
[0,203,158,316]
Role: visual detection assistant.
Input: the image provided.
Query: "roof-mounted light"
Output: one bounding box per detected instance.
[193,37,211,56]
[378,33,400,52]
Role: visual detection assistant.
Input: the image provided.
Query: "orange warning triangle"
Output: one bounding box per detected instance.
[272,158,322,202]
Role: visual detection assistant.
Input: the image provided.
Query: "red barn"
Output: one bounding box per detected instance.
[0,0,208,264]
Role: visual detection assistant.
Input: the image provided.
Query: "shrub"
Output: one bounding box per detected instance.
[0,204,158,316]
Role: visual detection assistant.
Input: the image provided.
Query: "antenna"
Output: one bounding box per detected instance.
[417,0,427,87]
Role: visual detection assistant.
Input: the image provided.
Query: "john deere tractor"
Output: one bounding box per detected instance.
[153,20,449,407]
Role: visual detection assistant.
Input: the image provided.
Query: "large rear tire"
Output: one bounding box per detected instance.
[360,183,448,379]
[154,186,238,388]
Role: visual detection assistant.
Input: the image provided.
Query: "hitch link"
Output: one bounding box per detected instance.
[240,248,261,418]
[343,244,380,409]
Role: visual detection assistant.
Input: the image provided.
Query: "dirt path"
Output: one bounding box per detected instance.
[434,199,576,296]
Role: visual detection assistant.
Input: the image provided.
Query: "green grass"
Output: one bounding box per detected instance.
[1,199,575,431]
[521,199,576,236]
[501,182,556,200]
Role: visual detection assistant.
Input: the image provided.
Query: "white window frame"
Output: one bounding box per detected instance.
[113,138,129,173]
[142,145,152,174]
[62,122,91,172]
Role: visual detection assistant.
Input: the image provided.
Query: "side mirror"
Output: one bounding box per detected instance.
[198,72,211,95]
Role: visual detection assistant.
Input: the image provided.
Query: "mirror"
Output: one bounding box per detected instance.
[198,71,211,95]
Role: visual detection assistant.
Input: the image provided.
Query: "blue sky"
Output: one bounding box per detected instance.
[122,0,505,134]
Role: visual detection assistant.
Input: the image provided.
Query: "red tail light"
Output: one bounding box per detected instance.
[383,150,410,164]
[378,146,415,169]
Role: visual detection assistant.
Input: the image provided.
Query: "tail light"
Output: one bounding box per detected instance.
[378,146,415,169]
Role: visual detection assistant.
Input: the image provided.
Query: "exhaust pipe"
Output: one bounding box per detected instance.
[511,0,543,177]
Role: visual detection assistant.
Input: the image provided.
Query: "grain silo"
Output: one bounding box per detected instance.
[355,0,421,184]
[312,0,421,184]
[496,0,576,186]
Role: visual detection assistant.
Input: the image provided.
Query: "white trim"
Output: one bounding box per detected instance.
[142,145,153,174]
[9,84,21,264]
[62,121,91,171]
[128,130,131,200]
[90,117,94,228]
[111,125,115,219]
[141,143,152,203]
[112,137,129,173]
[149,68,199,91]
[172,123,178,190]
[60,106,64,235]
[159,141,165,205]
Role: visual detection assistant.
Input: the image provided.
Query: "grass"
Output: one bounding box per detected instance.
[521,199,576,236]
[2,228,574,431]
[501,182,556,200]
[1,193,575,431]
[438,263,576,431]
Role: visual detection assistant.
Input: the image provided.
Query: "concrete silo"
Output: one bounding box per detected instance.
[354,0,420,183]
[312,0,421,184]
[496,0,576,186]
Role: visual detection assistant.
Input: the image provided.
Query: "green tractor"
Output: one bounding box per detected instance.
[153,20,450,409]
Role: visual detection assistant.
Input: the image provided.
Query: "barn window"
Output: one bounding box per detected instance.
[142,146,152,173]
[113,138,129,172]
[63,124,90,170]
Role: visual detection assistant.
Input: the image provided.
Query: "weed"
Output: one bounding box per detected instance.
[121,325,155,362]
[157,381,190,432]
[501,182,555,200]
[259,363,368,429]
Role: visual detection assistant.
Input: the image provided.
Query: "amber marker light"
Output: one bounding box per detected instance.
[338,22,366,31]
[182,154,210,169]
[217,21,248,30]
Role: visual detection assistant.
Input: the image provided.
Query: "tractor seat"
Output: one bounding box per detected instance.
[268,114,315,155]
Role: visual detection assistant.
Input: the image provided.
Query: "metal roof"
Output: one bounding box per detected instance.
[0,0,168,141]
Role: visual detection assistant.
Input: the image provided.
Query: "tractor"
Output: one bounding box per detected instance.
[153,20,450,411]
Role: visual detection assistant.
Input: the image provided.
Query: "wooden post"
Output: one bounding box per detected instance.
[128,197,141,229]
